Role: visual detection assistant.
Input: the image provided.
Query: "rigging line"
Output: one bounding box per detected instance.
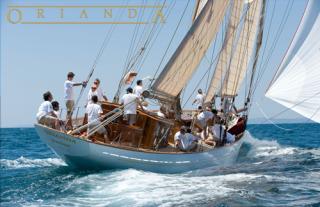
[182,2,254,107]
[166,1,225,87]
[219,1,253,97]
[121,0,159,78]
[122,0,155,75]
[133,0,162,53]
[130,0,156,61]
[230,0,259,96]
[115,0,165,98]
[256,0,293,82]
[135,0,177,74]
[151,0,191,83]
[127,0,170,78]
[251,0,294,97]
[125,0,166,74]
[246,0,266,103]
[159,0,224,87]
[72,0,127,111]
[254,102,293,131]
[253,0,275,83]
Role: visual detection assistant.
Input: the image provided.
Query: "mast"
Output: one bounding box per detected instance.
[148,0,231,106]
[220,0,263,98]
[204,0,245,104]
[266,0,320,123]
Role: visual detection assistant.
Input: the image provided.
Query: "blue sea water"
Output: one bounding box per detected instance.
[0,124,319,207]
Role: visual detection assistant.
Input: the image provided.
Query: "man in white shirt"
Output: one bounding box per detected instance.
[94,78,108,102]
[87,84,98,105]
[64,72,87,117]
[85,95,108,141]
[174,127,198,152]
[120,87,143,125]
[36,91,59,129]
[133,80,143,99]
[210,119,235,144]
[192,89,205,109]
[196,106,215,139]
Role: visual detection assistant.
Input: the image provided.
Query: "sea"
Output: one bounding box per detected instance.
[0,123,319,207]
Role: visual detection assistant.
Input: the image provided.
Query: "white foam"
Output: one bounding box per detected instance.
[25,169,265,207]
[244,131,298,158]
[0,156,66,169]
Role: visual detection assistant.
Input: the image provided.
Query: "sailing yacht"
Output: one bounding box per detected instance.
[34,0,319,173]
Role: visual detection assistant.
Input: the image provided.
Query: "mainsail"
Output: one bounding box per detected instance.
[220,0,263,97]
[204,0,245,103]
[266,0,320,123]
[151,0,230,100]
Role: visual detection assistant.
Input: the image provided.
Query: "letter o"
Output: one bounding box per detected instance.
[7,9,23,24]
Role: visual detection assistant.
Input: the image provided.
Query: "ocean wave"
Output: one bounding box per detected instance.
[0,157,66,169]
[243,132,300,158]
[22,169,265,207]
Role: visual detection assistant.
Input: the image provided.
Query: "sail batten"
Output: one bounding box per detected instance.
[266,0,320,123]
[152,0,230,99]
[205,0,245,103]
[221,0,263,97]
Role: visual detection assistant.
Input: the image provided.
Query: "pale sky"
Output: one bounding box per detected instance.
[0,0,309,127]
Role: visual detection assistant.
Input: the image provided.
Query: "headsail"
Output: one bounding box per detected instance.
[220,0,263,97]
[151,0,230,100]
[266,0,320,123]
[205,0,245,103]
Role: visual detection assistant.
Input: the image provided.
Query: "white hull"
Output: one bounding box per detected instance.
[35,124,245,173]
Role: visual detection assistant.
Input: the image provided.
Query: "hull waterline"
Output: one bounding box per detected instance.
[35,124,245,173]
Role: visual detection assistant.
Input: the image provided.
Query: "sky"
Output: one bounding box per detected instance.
[0,0,310,128]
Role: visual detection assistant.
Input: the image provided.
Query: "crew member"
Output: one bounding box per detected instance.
[192,89,205,109]
[86,95,108,142]
[120,87,143,125]
[64,72,87,129]
[36,91,59,129]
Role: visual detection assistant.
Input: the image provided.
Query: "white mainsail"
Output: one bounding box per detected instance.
[220,0,263,97]
[266,0,320,123]
[151,0,230,99]
[205,0,245,103]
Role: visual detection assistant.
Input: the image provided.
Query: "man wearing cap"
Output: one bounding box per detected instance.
[64,72,87,128]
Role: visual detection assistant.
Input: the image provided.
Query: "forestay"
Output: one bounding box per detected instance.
[205,0,244,103]
[220,0,262,97]
[266,0,320,123]
[151,0,230,98]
